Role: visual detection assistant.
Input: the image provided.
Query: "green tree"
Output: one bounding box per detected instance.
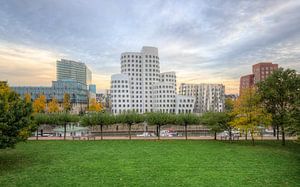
[33,113,51,140]
[146,112,173,140]
[257,68,300,145]
[52,113,79,140]
[116,112,144,140]
[63,93,72,112]
[230,87,272,145]
[175,113,199,140]
[0,82,34,148]
[201,112,230,140]
[81,113,114,140]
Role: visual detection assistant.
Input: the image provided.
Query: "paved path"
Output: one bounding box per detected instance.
[28,136,296,141]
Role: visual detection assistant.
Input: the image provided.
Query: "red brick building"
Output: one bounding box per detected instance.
[239,62,278,95]
[252,62,278,84]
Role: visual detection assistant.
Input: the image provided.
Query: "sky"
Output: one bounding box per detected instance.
[0,0,300,94]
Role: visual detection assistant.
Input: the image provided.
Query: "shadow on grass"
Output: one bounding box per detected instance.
[0,148,32,175]
[217,140,300,154]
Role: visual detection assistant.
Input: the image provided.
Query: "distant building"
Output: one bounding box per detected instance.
[56,59,92,85]
[110,46,194,114]
[239,62,278,94]
[179,83,225,114]
[239,74,254,95]
[252,62,278,83]
[225,94,238,101]
[88,84,96,94]
[11,80,89,114]
[96,89,112,112]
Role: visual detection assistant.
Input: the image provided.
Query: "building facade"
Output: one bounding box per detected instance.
[239,62,278,94]
[12,80,89,114]
[56,59,92,85]
[111,46,194,114]
[239,74,254,95]
[179,83,225,114]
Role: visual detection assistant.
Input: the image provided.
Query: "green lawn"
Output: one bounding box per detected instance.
[0,140,299,187]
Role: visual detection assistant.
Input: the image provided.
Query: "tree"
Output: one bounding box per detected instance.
[116,112,144,140]
[146,112,173,140]
[88,98,103,112]
[81,113,114,140]
[0,82,34,149]
[33,113,51,140]
[225,98,234,112]
[52,113,79,140]
[24,93,32,103]
[230,87,272,145]
[33,94,46,113]
[63,93,72,112]
[48,97,60,113]
[201,112,230,140]
[257,68,300,145]
[175,113,199,140]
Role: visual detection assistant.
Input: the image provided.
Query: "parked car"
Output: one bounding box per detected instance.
[137,132,153,137]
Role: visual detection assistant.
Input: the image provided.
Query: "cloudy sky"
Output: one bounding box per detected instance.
[1,0,300,94]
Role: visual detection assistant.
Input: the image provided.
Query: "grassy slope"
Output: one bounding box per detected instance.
[0,140,299,187]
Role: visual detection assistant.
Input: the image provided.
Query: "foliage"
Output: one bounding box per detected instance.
[32,94,46,113]
[48,97,60,113]
[24,93,32,103]
[63,93,72,112]
[88,98,103,112]
[81,113,114,140]
[116,112,145,139]
[257,68,300,145]
[225,98,234,112]
[0,82,34,149]
[175,113,200,140]
[201,112,230,140]
[230,87,272,145]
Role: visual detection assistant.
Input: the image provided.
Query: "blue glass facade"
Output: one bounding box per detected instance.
[11,80,89,104]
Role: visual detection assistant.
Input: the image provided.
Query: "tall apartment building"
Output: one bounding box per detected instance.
[179,83,225,114]
[239,62,278,95]
[110,46,194,114]
[239,74,254,94]
[56,59,92,85]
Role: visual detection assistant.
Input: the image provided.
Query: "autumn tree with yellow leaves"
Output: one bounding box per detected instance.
[63,93,72,113]
[33,94,46,113]
[88,98,103,112]
[48,97,60,113]
[230,87,271,145]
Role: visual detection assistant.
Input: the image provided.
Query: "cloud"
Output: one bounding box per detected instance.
[0,0,300,94]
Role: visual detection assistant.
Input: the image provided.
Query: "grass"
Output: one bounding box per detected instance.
[0,140,299,187]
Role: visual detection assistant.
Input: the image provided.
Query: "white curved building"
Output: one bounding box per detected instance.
[111,46,194,114]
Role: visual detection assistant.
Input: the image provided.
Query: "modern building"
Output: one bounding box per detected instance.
[56,59,92,85]
[239,62,278,95]
[179,83,225,114]
[110,46,194,114]
[12,80,89,114]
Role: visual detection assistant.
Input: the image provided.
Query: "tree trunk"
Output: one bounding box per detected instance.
[157,125,160,140]
[100,125,103,140]
[185,124,188,140]
[273,126,276,137]
[276,125,279,140]
[64,123,66,140]
[214,131,217,140]
[245,129,248,140]
[36,128,39,140]
[251,130,255,146]
[128,125,131,140]
[282,126,285,146]
[229,128,232,142]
